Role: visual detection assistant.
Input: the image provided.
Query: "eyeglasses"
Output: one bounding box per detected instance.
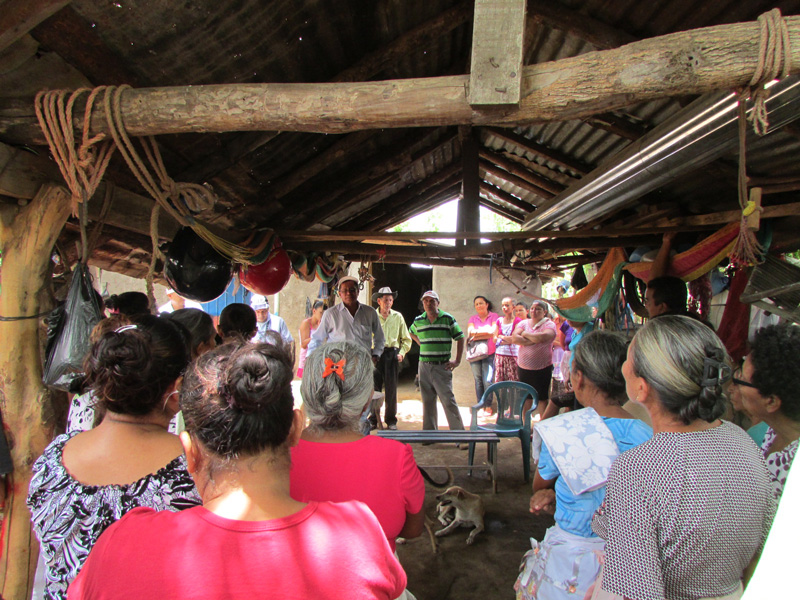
[339,286,358,294]
[731,366,758,389]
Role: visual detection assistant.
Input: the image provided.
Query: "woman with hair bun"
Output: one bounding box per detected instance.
[68,340,406,600]
[291,341,425,554]
[591,316,775,600]
[28,314,199,600]
[516,331,651,600]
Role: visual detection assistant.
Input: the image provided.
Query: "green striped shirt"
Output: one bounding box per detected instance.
[410,310,464,362]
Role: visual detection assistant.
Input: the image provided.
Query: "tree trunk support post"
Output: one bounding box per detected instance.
[0,184,72,600]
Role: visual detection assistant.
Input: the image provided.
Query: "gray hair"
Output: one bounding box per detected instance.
[300,341,373,432]
[631,315,729,424]
[572,330,628,404]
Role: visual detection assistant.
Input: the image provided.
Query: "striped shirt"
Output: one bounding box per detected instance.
[410,310,464,362]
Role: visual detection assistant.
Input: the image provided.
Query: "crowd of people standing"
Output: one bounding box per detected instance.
[22,275,797,599]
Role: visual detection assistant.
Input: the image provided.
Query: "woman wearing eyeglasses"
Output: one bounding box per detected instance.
[591,316,774,600]
[731,323,800,500]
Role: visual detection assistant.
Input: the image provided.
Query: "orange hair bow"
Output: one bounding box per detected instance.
[323,357,346,381]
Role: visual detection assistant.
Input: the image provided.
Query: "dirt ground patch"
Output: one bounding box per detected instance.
[387,384,554,600]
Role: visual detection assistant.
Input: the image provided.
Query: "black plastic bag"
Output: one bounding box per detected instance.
[43,263,103,390]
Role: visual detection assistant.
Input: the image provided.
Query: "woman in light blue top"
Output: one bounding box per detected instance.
[515,330,652,600]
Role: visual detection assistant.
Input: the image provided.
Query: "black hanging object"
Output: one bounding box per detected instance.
[571,264,589,291]
[162,227,233,302]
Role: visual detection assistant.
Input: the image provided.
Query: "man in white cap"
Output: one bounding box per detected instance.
[250,294,295,362]
[308,276,384,361]
[370,286,412,430]
[409,290,465,431]
[158,288,203,314]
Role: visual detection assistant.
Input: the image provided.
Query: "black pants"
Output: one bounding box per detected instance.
[372,347,399,426]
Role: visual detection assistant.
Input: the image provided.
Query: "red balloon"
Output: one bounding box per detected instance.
[239,248,292,295]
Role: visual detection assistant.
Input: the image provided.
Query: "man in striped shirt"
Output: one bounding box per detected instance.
[409,290,465,431]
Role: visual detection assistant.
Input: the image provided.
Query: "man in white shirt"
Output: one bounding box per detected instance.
[158,288,203,314]
[308,276,385,362]
[250,295,295,362]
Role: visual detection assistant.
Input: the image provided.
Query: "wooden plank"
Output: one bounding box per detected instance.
[468,0,526,105]
[652,201,800,228]
[0,0,70,53]
[3,17,799,144]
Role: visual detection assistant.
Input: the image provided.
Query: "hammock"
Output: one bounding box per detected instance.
[623,222,739,284]
[551,223,739,321]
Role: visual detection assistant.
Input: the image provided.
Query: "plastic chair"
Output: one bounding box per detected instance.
[468,381,538,482]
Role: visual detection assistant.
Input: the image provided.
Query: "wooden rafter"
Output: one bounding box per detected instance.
[0,0,71,53]
[479,182,535,213]
[480,158,555,199]
[526,0,637,50]
[479,147,565,195]
[485,127,593,174]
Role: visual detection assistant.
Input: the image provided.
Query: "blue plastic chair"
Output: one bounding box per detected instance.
[468,381,538,482]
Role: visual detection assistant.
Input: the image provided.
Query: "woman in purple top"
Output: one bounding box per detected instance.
[467,296,499,412]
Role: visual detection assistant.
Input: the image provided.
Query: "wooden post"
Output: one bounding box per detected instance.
[468,0,526,105]
[458,128,481,248]
[0,184,72,600]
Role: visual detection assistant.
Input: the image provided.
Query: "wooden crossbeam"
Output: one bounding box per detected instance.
[5,18,800,144]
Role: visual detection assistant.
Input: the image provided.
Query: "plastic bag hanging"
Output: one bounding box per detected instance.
[43,263,104,390]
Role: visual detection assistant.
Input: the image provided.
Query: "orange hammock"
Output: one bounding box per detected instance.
[623,222,739,284]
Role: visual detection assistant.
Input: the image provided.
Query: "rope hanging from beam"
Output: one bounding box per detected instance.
[730,8,792,266]
[34,85,273,266]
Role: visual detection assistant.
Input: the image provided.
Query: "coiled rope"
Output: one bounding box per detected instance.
[731,8,793,267]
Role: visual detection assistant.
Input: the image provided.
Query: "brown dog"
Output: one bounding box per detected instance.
[434,486,485,545]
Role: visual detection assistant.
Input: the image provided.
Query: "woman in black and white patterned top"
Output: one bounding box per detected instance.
[28,315,201,599]
[592,316,775,600]
[730,323,800,500]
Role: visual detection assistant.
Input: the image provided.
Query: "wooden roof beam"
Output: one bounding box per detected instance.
[479,181,535,212]
[479,147,564,194]
[359,180,463,232]
[485,127,593,175]
[177,1,473,184]
[0,0,71,53]
[339,165,462,231]
[479,197,525,223]
[5,17,799,144]
[480,158,554,199]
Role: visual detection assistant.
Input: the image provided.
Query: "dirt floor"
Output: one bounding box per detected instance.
[388,379,554,600]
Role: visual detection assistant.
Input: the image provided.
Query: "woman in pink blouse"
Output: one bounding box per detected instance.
[512,301,557,415]
[467,296,500,413]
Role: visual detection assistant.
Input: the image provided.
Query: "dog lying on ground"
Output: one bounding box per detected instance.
[397,467,454,553]
[434,486,485,545]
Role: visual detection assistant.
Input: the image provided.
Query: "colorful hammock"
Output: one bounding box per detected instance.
[289,251,343,283]
[551,223,739,321]
[552,248,627,322]
[623,222,739,284]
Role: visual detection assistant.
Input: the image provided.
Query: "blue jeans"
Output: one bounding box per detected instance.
[470,355,495,403]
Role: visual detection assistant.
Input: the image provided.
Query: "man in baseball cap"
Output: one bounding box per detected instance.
[409,290,465,431]
[250,294,295,361]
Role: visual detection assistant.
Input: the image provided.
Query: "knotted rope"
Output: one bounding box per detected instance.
[35,85,273,270]
[730,9,793,266]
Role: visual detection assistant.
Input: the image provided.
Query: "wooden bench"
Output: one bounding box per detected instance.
[375,430,501,493]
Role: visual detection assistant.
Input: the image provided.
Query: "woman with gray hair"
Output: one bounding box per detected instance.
[591,316,775,600]
[516,331,652,600]
[291,341,425,554]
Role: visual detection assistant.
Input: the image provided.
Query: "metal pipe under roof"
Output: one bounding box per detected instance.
[523,75,800,231]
